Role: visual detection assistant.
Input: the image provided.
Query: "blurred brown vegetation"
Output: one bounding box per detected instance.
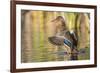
[21,10,90,63]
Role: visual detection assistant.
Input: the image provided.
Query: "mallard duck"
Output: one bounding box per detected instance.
[48,31,78,50]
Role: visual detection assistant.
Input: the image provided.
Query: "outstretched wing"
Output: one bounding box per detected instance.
[48,36,64,46]
[48,36,73,49]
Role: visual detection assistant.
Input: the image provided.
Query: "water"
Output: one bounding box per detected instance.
[22,47,89,63]
[29,47,71,62]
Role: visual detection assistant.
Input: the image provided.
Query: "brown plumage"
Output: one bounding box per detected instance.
[48,16,78,60]
[48,16,78,48]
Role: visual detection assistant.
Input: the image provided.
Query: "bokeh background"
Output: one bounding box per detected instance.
[21,10,90,63]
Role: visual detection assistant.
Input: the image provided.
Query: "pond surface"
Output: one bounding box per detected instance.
[31,48,71,62]
[22,47,89,63]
